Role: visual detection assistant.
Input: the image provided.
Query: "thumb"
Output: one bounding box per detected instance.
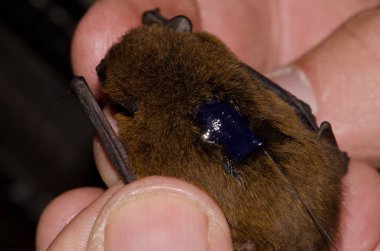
[46,177,233,251]
[268,8,380,166]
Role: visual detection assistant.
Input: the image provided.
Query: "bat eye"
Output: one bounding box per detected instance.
[96,59,107,83]
[112,100,139,118]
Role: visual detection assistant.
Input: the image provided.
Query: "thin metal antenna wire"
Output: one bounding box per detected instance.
[264,150,339,251]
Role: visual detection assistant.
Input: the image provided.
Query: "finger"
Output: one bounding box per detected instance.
[270,8,380,166]
[47,177,233,251]
[36,187,104,251]
[45,184,124,250]
[71,0,379,89]
[198,0,380,70]
[339,161,380,250]
[71,0,199,98]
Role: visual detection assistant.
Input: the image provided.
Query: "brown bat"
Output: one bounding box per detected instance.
[71,9,348,251]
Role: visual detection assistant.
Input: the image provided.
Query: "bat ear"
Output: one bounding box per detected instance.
[167,15,192,33]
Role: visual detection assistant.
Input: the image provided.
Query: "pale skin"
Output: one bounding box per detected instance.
[37,0,380,250]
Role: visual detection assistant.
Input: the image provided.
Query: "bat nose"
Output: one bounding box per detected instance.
[96,59,107,84]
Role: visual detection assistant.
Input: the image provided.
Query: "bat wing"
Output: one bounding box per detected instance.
[242,64,349,172]
[242,64,319,132]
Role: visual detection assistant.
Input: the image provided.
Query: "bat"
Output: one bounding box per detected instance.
[71,9,348,251]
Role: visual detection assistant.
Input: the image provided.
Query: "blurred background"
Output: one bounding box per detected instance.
[0,1,105,250]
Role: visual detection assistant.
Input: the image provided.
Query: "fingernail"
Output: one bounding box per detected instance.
[105,191,209,251]
[266,66,318,113]
[93,105,121,187]
[93,138,120,186]
[103,105,119,132]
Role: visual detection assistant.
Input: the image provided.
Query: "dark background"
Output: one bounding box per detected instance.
[0,1,105,250]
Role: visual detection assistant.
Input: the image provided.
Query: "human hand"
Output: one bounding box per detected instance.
[37,1,380,250]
